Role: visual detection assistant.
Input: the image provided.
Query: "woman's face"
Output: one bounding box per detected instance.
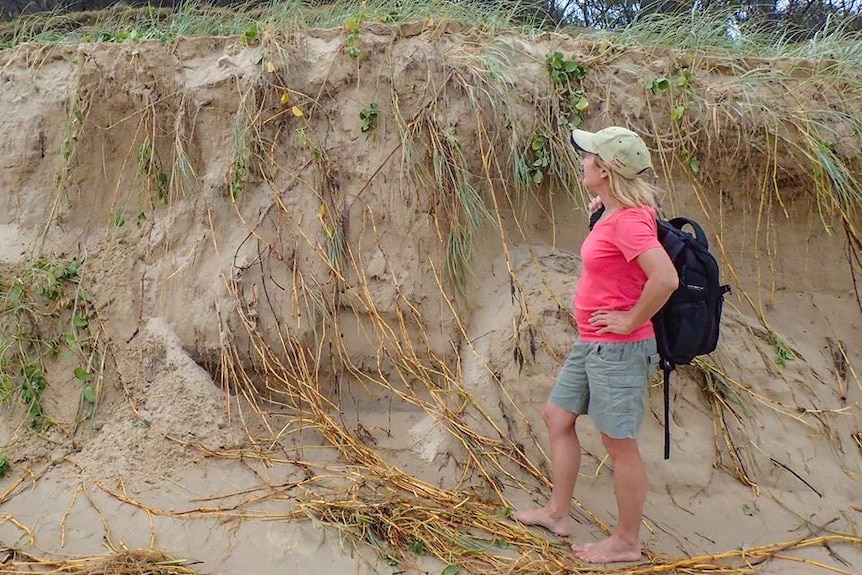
[581,153,607,191]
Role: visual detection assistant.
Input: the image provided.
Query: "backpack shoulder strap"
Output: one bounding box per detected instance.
[656,219,687,262]
[661,359,675,460]
[588,205,605,231]
[668,217,709,249]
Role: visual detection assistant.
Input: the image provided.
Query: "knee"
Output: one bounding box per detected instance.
[542,403,576,436]
[601,434,639,459]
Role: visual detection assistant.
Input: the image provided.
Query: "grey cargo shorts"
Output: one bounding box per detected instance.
[549,339,659,439]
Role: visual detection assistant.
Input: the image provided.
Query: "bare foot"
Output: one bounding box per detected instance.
[511,507,572,537]
[572,534,641,563]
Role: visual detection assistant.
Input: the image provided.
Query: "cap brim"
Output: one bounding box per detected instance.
[570,130,597,154]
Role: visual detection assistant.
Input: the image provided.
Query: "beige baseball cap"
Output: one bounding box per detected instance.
[570,126,652,179]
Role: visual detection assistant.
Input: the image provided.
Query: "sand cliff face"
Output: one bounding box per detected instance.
[0,23,860,574]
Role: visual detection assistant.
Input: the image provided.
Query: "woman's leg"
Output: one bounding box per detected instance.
[572,433,645,563]
[572,339,654,563]
[512,401,580,536]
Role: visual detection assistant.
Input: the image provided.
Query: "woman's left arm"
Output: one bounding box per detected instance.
[590,247,678,335]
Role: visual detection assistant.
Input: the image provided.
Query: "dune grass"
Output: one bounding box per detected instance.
[0,0,547,48]
[0,547,202,574]
[614,7,862,63]
[4,1,862,61]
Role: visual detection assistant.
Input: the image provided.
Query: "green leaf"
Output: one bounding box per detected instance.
[493,538,508,549]
[574,95,590,111]
[74,367,92,382]
[689,157,700,173]
[242,23,259,44]
[649,77,670,93]
[82,386,97,403]
[442,565,460,575]
[742,504,756,516]
[565,60,585,77]
[73,315,88,328]
[670,106,686,121]
[532,170,544,184]
[8,284,23,302]
[64,260,81,277]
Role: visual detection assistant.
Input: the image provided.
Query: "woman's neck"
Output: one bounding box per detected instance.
[595,189,620,211]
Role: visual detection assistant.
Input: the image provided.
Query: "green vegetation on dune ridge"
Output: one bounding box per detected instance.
[0,1,861,60]
[0,0,546,48]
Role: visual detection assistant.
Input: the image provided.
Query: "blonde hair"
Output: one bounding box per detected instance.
[600,159,662,209]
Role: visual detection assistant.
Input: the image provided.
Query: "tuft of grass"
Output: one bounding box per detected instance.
[770,332,797,367]
[614,9,787,55]
[812,140,861,217]
[229,89,261,201]
[229,142,252,201]
[170,137,198,200]
[137,137,169,203]
[421,120,494,289]
[56,89,90,191]
[322,211,347,278]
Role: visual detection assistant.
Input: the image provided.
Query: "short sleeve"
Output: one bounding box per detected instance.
[613,208,661,262]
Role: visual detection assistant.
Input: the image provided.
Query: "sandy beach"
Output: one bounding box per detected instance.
[0,19,860,575]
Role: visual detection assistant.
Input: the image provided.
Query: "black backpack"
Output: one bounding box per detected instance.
[653,217,730,458]
[589,209,730,459]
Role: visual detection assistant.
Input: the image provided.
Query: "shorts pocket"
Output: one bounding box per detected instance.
[587,348,650,419]
[595,343,630,364]
[605,375,646,416]
[588,370,647,438]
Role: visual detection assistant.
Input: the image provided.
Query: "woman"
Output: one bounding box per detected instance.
[513,126,678,564]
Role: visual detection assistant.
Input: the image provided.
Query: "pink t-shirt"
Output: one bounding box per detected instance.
[574,206,662,342]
